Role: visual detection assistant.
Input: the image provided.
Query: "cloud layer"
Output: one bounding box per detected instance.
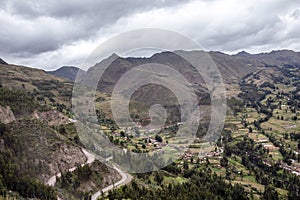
[1,0,300,70]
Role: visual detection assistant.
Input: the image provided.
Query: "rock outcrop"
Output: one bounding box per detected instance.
[0,105,15,124]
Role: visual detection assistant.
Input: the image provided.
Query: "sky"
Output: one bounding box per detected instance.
[1,0,300,70]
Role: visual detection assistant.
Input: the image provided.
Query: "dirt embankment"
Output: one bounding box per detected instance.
[44,145,87,183]
[32,110,70,126]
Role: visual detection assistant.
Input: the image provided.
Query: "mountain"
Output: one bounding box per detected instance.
[81,50,255,95]
[0,63,85,174]
[0,58,7,65]
[0,63,121,199]
[47,66,85,81]
[235,49,300,66]
[208,51,255,83]
[76,50,256,126]
[0,63,86,198]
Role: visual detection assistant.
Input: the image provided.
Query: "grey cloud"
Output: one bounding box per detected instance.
[0,0,190,56]
[1,0,300,69]
[0,14,88,56]
[4,0,187,18]
[198,1,300,53]
[291,9,300,19]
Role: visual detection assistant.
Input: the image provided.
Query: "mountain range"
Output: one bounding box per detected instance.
[1,49,300,199]
[48,49,300,87]
[235,49,300,66]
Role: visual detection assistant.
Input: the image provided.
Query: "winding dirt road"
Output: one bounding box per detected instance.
[46,148,132,200]
[91,163,132,200]
[46,149,96,187]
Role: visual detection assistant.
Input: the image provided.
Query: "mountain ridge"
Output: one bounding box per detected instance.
[235,49,300,66]
[0,58,7,65]
[47,66,85,81]
[81,50,255,93]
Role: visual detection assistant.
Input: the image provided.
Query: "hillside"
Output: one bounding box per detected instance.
[1,119,86,182]
[0,63,73,108]
[0,63,122,199]
[0,86,86,199]
[47,66,85,82]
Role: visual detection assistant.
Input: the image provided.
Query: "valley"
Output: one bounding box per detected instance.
[0,50,300,199]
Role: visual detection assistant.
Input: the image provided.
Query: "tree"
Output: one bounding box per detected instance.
[73,177,80,189]
[77,165,92,181]
[0,123,5,136]
[220,157,228,167]
[155,135,163,142]
[263,185,279,200]
[183,160,189,170]
[292,116,297,121]
[224,145,232,157]
[226,168,231,180]
[120,131,126,137]
[240,170,243,181]
[248,126,253,133]
[154,172,164,185]
[58,126,66,135]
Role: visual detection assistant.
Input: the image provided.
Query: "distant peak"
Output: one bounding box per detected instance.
[109,53,120,59]
[270,49,295,54]
[46,66,84,81]
[60,66,79,70]
[236,51,251,56]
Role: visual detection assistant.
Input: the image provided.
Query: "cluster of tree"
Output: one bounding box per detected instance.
[162,162,182,175]
[31,79,64,91]
[0,126,56,199]
[238,81,269,103]
[112,149,166,172]
[58,164,93,199]
[32,88,55,102]
[96,109,118,131]
[279,146,298,164]
[105,168,248,200]
[60,164,93,188]
[278,65,296,79]
[0,87,47,116]
[260,82,276,90]
[227,135,300,198]
[290,132,300,141]
[227,97,244,115]
[55,123,81,145]
[0,175,56,200]
[57,89,72,100]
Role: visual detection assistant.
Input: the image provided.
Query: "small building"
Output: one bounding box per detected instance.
[263,144,277,151]
[257,139,269,143]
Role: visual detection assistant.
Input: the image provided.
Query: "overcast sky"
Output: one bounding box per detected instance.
[1,0,300,70]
